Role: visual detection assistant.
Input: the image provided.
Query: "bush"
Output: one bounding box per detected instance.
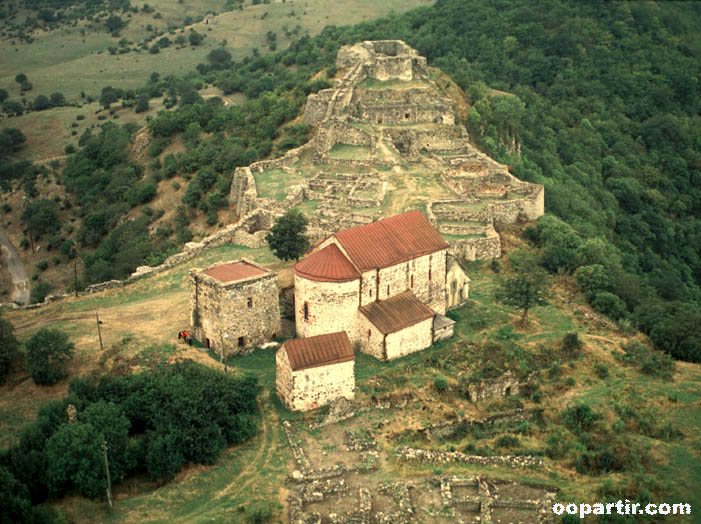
[561,403,600,434]
[434,376,448,393]
[591,291,627,320]
[0,316,19,384]
[246,500,274,523]
[495,434,520,448]
[35,260,49,272]
[29,281,52,304]
[561,332,582,356]
[25,328,74,385]
[594,362,609,379]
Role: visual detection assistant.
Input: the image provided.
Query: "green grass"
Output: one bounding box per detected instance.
[253,168,305,201]
[328,143,371,160]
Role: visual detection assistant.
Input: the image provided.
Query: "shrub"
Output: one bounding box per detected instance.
[495,434,520,448]
[29,281,52,304]
[25,328,74,385]
[591,291,627,320]
[246,500,274,523]
[561,403,600,434]
[0,316,19,384]
[561,332,582,356]
[594,362,609,379]
[434,376,448,393]
[35,260,48,272]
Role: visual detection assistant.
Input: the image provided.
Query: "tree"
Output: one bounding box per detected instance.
[135,96,149,113]
[44,422,103,498]
[495,250,548,324]
[207,48,232,69]
[188,30,204,46]
[105,15,124,33]
[32,94,50,111]
[20,198,59,237]
[0,315,19,384]
[3,100,24,117]
[49,92,65,107]
[25,328,74,385]
[0,88,8,103]
[0,127,26,157]
[265,209,310,261]
[14,74,27,85]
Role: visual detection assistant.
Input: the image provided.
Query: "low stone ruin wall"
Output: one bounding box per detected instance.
[396,446,545,469]
[449,232,501,261]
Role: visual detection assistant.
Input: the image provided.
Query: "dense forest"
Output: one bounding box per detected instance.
[2,0,700,361]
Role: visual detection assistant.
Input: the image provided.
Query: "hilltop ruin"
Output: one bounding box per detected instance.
[228,40,543,261]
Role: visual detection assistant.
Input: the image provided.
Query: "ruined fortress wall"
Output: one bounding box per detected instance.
[490,185,545,223]
[450,232,501,261]
[294,274,360,342]
[431,200,492,223]
[357,311,385,359]
[190,268,280,356]
[228,167,258,217]
[303,89,334,125]
[385,317,433,360]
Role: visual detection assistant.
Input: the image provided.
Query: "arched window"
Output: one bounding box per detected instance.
[429,268,432,281]
[303,302,309,321]
[411,275,414,288]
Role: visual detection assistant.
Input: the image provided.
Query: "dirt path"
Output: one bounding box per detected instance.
[213,398,277,501]
[0,230,29,305]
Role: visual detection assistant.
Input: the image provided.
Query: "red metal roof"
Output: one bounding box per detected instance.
[334,210,448,271]
[293,244,361,282]
[203,261,267,283]
[281,331,354,371]
[359,290,435,334]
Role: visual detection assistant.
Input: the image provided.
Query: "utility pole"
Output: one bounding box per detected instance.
[102,440,113,510]
[96,312,104,351]
[73,261,78,298]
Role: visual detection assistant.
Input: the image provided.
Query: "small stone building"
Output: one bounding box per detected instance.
[189,259,280,356]
[276,331,355,412]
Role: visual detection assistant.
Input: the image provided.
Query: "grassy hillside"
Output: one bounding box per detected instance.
[0,0,432,102]
[0,230,699,523]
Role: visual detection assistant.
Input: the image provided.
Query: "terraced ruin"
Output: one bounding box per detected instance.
[228,40,544,260]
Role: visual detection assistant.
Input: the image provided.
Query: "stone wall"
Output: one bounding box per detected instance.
[276,352,355,412]
[294,273,359,342]
[385,317,433,361]
[449,229,501,262]
[190,259,280,356]
[375,249,447,315]
[356,310,385,359]
[466,371,523,403]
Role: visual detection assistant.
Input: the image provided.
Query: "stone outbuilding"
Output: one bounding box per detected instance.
[276,331,355,412]
[189,259,280,356]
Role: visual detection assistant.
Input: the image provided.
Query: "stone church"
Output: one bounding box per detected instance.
[293,210,463,361]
